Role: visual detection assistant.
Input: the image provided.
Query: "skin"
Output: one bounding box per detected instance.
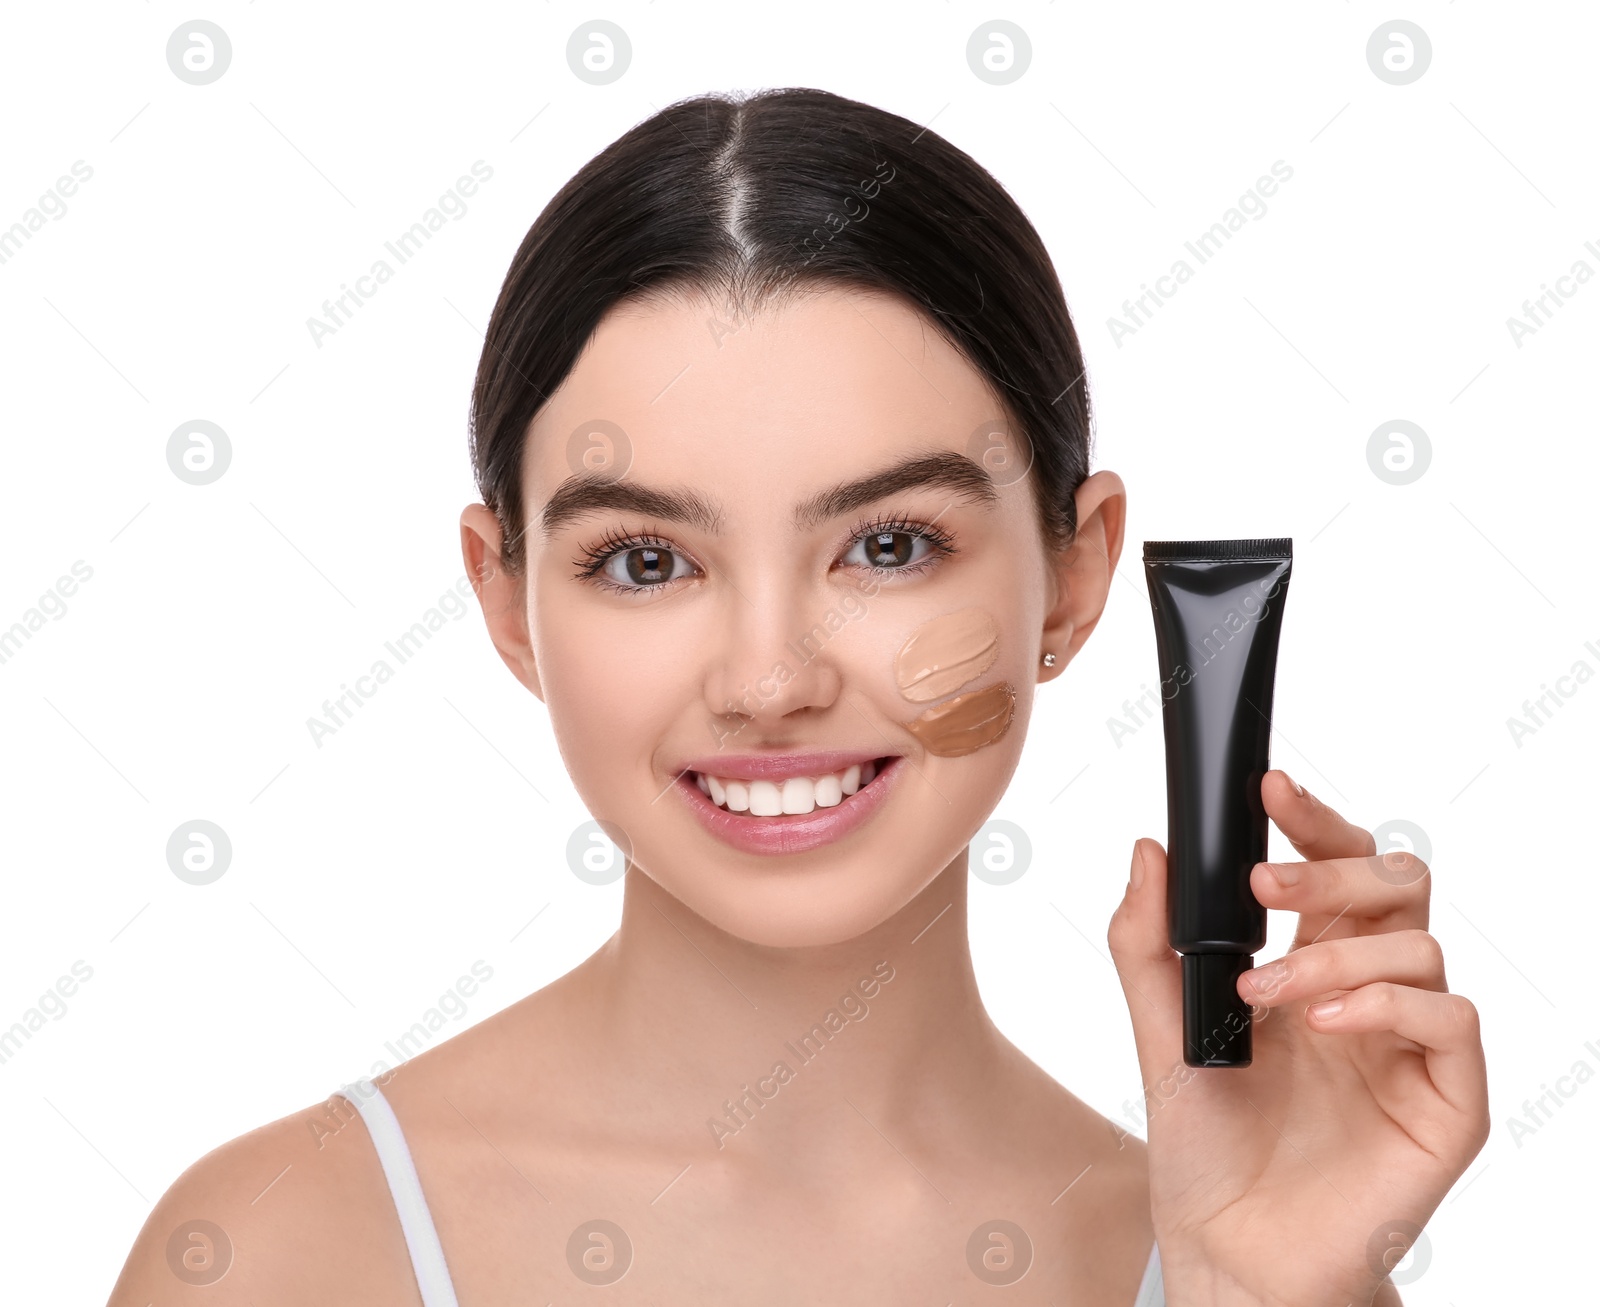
[108,286,1488,1306]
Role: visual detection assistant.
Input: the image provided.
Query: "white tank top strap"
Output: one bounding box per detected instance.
[336,1078,461,1307]
[1133,1237,1164,1305]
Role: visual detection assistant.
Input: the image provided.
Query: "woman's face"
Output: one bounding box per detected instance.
[464,285,1123,947]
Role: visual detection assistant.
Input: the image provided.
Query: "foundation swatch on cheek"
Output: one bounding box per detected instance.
[894,608,999,703]
[905,682,1015,757]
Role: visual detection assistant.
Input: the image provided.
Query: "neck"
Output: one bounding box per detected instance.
[578,852,1007,1173]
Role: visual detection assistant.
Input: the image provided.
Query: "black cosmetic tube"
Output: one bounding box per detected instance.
[1143,538,1293,1068]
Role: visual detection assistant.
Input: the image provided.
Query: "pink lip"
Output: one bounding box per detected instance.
[676,749,892,783]
[674,755,904,856]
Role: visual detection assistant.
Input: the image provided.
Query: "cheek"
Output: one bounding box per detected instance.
[536,612,677,776]
[893,608,1016,757]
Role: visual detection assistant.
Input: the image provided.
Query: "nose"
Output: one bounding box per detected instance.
[701,583,846,738]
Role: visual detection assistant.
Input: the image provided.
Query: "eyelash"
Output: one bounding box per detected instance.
[572,513,960,596]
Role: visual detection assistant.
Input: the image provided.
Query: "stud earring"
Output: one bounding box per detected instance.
[1042,652,1057,667]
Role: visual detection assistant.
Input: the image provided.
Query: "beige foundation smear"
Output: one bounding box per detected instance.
[894,608,1015,757]
[894,607,999,702]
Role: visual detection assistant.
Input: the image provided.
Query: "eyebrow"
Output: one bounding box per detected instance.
[537,448,1002,539]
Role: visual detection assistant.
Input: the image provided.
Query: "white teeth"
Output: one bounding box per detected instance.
[694,760,886,817]
[749,780,782,816]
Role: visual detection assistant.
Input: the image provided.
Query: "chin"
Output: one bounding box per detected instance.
[639,855,938,950]
[675,870,928,940]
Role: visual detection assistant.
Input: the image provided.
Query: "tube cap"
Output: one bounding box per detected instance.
[1182,953,1255,1067]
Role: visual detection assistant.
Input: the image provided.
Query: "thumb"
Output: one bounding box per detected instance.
[1106,837,1184,1079]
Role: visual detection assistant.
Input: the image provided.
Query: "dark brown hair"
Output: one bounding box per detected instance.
[470,87,1092,576]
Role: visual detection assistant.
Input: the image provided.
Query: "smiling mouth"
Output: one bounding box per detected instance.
[689,756,899,818]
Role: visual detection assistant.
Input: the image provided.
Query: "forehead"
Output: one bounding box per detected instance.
[522,286,1006,522]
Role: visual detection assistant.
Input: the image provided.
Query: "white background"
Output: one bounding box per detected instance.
[1,2,1593,1301]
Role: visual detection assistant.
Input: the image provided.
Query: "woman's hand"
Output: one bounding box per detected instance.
[1106,770,1490,1306]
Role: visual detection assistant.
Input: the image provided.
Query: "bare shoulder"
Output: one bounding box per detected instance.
[987,1028,1155,1281]
[105,960,591,1305]
[106,1086,418,1306]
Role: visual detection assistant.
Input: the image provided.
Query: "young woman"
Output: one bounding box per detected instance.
[111,88,1489,1306]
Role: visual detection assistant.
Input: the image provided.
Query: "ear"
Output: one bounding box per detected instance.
[460,503,544,702]
[1039,469,1126,680]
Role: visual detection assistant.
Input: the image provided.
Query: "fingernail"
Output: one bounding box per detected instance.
[1308,998,1344,1020]
[1129,841,1145,892]
[1285,771,1305,797]
[1269,862,1300,886]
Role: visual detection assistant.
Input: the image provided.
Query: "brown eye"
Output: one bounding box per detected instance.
[627,546,665,584]
[610,544,683,588]
[862,531,917,568]
[840,520,953,574]
[575,530,699,594]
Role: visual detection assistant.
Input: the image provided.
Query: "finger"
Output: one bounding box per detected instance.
[1249,850,1431,943]
[1302,982,1489,1123]
[1106,838,1184,1079]
[1238,930,1448,1009]
[1262,769,1377,863]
